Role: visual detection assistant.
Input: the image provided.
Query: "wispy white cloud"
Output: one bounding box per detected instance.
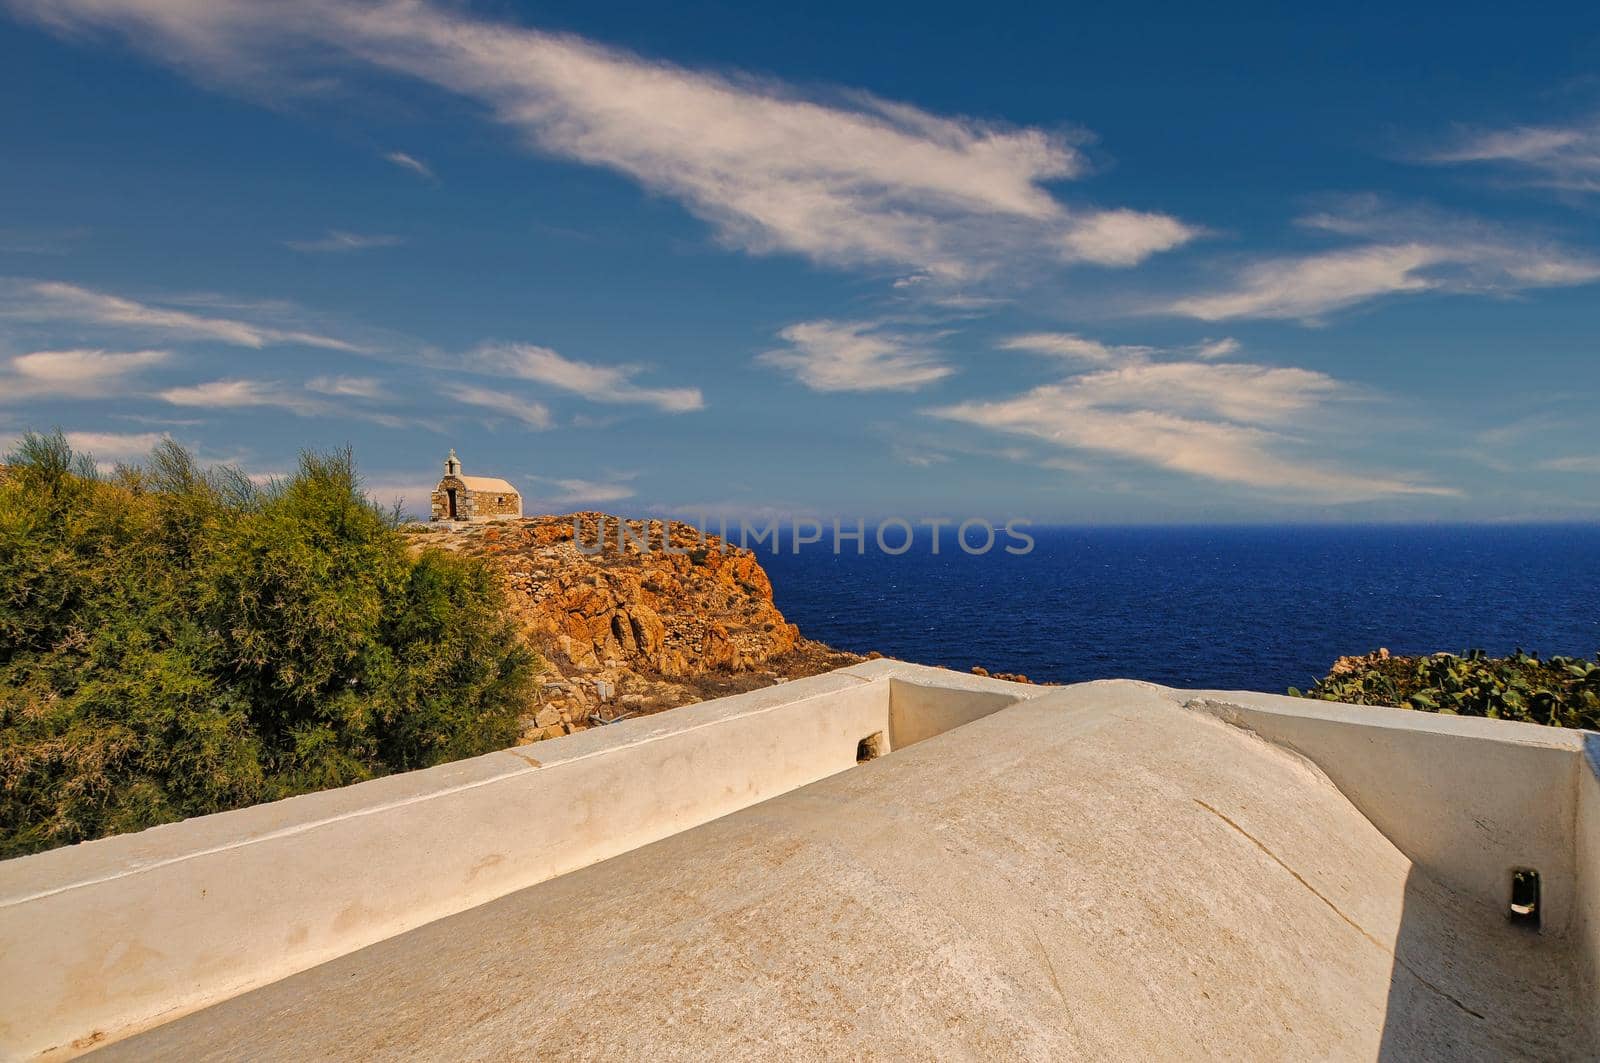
[285,230,405,253]
[62,430,167,462]
[876,427,1036,469]
[159,377,405,425]
[306,374,389,400]
[531,475,636,506]
[1164,204,1600,322]
[998,332,1154,366]
[439,382,553,428]
[1425,118,1600,193]
[3,280,364,350]
[758,320,955,392]
[1167,244,1443,321]
[7,0,1198,281]
[1058,209,1197,268]
[160,378,320,413]
[52,429,249,474]
[889,442,951,467]
[999,331,1240,366]
[0,347,169,402]
[111,413,206,427]
[383,150,436,181]
[1539,455,1600,474]
[467,343,703,412]
[1058,362,1344,423]
[929,335,1456,502]
[1194,337,1240,359]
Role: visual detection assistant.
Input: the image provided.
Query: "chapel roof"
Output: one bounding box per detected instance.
[449,475,518,494]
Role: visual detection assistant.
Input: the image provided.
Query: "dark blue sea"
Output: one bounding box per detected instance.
[759,525,1600,693]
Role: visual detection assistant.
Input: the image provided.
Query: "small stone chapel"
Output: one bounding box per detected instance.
[430,450,522,522]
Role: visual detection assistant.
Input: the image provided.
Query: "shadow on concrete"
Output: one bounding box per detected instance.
[1378,863,1584,1061]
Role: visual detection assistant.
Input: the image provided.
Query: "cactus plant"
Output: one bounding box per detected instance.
[1293,649,1600,731]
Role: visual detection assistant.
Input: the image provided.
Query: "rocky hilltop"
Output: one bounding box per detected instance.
[403,514,863,741]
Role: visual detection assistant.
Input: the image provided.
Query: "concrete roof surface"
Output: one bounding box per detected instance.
[97,681,1587,1061]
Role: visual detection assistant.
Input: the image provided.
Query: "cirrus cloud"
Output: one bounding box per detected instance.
[1163,211,1600,323]
[159,378,318,412]
[530,475,637,507]
[6,0,1198,282]
[758,320,956,392]
[0,347,169,402]
[929,336,1457,502]
[285,230,405,253]
[999,331,1241,367]
[62,430,167,459]
[1425,118,1600,193]
[466,343,703,413]
[306,375,390,400]
[439,382,553,429]
[3,280,365,351]
[383,151,436,181]
[159,377,406,426]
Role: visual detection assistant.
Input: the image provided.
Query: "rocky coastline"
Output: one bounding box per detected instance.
[404,513,865,742]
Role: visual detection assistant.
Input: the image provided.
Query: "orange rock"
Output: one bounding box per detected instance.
[628,604,666,658]
[414,513,818,688]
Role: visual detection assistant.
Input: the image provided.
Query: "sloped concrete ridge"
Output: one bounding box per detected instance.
[1172,684,1600,1057]
[1178,688,1587,935]
[2,665,1596,1060]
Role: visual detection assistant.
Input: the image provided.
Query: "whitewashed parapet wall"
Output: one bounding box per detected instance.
[0,661,1040,1060]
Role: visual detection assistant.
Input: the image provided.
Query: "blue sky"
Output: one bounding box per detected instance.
[1,0,1598,522]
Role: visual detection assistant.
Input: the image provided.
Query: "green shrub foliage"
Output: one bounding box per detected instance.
[1293,648,1600,731]
[0,433,539,857]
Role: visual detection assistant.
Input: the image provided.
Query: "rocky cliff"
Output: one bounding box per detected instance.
[403,514,863,741]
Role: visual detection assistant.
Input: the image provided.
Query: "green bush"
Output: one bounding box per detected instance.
[0,433,539,858]
[1292,648,1600,731]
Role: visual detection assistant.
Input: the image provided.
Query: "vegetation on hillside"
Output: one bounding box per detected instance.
[0,433,540,858]
[1292,648,1600,731]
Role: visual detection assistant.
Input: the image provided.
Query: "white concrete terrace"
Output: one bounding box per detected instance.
[1,660,1597,1060]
